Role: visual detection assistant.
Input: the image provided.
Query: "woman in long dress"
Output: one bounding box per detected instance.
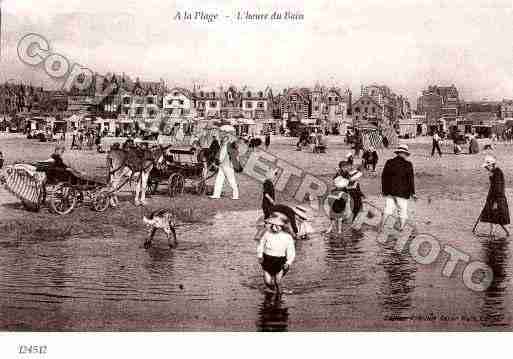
[478,155,510,237]
[469,133,479,154]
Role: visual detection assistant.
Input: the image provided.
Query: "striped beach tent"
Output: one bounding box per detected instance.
[379,122,399,148]
[3,164,46,210]
[361,129,383,150]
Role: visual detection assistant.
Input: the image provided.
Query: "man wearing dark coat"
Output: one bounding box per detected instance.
[381,144,416,230]
[477,155,510,237]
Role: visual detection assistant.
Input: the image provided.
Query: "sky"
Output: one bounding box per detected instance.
[1,0,513,106]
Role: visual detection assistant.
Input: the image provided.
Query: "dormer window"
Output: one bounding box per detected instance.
[247,91,251,98]
[200,91,204,98]
[258,91,263,98]
[211,92,215,98]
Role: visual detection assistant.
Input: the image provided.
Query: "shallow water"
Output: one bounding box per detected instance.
[0,210,511,331]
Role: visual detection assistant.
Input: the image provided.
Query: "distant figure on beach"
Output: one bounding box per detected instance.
[71,128,79,150]
[265,132,271,150]
[477,155,510,237]
[257,213,296,295]
[469,133,479,154]
[362,146,379,171]
[431,131,442,157]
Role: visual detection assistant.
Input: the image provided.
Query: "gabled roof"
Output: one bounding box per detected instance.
[283,88,310,103]
[353,95,382,108]
[166,87,194,99]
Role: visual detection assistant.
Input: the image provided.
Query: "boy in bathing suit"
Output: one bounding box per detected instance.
[257,213,296,295]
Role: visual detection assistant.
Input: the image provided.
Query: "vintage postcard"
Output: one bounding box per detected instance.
[0,0,512,350]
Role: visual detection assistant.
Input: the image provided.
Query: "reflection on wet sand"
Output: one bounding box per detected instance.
[480,237,510,328]
[378,238,417,322]
[256,293,289,332]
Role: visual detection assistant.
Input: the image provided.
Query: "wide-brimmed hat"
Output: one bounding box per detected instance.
[394,144,410,155]
[334,176,349,188]
[482,155,496,168]
[265,213,287,227]
[346,152,353,158]
[293,205,312,221]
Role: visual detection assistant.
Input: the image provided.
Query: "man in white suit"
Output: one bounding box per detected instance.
[210,133,240,200]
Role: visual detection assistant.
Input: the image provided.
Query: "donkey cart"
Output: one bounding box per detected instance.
[3,162,112,215]
[146,148,212,197]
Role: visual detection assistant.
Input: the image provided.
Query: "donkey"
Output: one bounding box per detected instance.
[107,144,166,206]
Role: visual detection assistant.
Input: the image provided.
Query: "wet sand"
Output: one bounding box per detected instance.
[0,135,511,330]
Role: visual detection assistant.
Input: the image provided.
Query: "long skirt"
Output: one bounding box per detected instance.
[480,196,510,225]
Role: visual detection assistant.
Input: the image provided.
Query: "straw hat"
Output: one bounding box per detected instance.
[394,144,410,155]
[265,213,287,227]
[334,176,349,188]
[482,155,496,168]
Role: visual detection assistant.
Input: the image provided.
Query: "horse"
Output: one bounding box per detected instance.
[107,144,167,206]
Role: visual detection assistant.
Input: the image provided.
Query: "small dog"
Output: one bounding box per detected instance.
[142,208,178,249]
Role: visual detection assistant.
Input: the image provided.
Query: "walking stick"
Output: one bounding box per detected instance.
[472,213,481,234]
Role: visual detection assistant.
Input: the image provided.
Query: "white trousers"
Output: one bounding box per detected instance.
[213,162,239,198]
[383,196,409,220]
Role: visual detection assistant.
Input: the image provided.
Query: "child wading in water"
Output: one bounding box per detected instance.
[257,213,296,295]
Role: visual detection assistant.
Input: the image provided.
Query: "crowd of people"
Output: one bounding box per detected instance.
[253,134,510,297]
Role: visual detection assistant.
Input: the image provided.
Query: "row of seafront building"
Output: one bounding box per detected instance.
[2,74,512,138]
[0,74,413,136]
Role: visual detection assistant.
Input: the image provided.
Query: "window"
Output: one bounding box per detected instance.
[211,92,215,98]
[123,108,129,114]
[355,107,360,113]
[123,97,131,105]
[135,107,143,115]
[149,110,156,118]
[246,101,253,108]
[314,106,319,111]
[364,107,368,113]
[174,92,179,97]
[259,92,263,98]
[372,107,376,113]
[257,102,264,108]
[167,99,173,105]
[179,100,184,105]
[147,97,154,104]
[210,101,217,108]
[200,91,204,98]
[328,97,332,102]
[198,101,205,108]
[291,95,297,101]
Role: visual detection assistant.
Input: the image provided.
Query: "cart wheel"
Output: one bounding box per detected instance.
[92,190,110,213]
[195,179,206,195]
[168,173,184,197]
[49,183,77,215]
[146,179,159,195]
